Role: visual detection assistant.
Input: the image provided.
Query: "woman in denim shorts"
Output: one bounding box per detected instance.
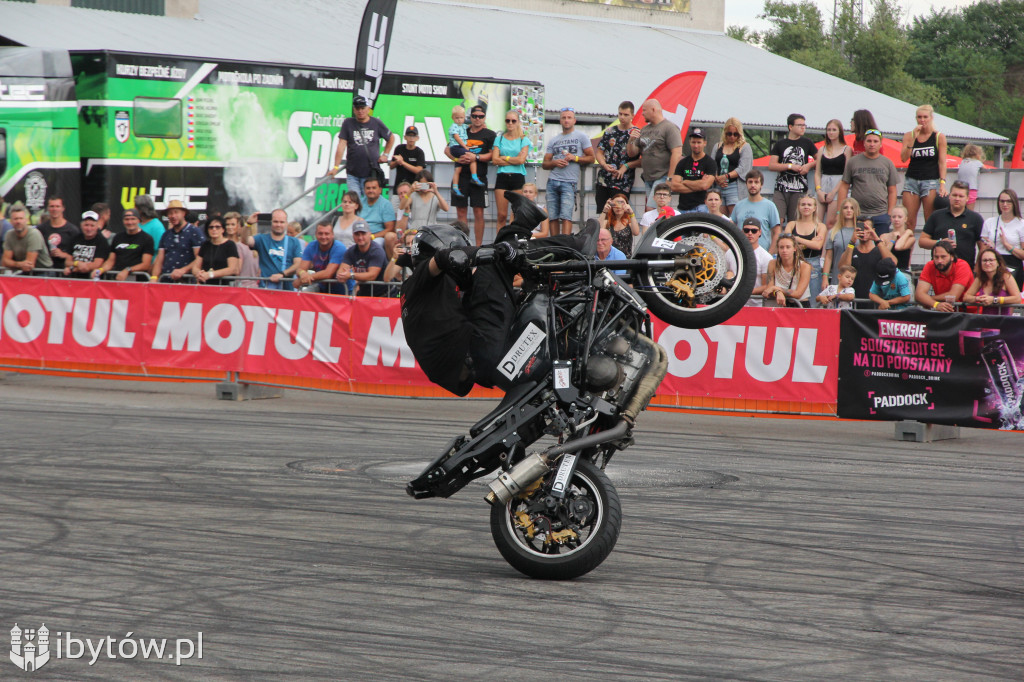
[900,104,947,234]
[710,117,752,217]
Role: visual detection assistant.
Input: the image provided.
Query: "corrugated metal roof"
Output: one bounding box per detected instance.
[0,0,1005,142]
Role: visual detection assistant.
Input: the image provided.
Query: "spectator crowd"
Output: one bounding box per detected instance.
[2,97,1022,314]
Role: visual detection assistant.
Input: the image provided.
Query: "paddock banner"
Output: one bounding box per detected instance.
[837,309,1024,430]
[651,307,840,403]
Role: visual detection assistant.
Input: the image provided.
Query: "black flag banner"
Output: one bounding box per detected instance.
[353,0,398,111]
[837,309,1024,431]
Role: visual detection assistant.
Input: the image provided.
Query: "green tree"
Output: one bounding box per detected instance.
[906,0,1024,140]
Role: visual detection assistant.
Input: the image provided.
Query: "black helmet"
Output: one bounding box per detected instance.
[410,224,470,265]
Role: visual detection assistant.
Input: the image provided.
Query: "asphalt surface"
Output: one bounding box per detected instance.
[1,372,1021,681]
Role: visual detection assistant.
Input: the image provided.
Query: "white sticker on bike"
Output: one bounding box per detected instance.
[651,237,678,251]
[498,322,546,380]
[551,454,577,496]
[553,365,571,390]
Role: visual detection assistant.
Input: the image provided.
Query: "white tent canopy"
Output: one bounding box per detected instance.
[0,0,1004,144]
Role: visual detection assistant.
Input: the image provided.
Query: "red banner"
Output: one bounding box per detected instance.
[0,279,840,402]
[652,307,840,403]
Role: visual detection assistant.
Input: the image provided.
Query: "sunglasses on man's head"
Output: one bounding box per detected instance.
[560,107,575,113]
[865,129,882,137]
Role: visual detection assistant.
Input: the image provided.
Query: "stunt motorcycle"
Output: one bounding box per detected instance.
[407,206,755,579]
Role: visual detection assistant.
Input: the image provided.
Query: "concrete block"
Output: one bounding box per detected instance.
[216,382,283,401]
[895,420,960,443]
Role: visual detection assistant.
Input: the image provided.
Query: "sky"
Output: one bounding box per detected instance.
[725,0,980,34]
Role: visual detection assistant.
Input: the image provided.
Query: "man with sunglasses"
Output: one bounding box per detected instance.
[445,104,495,245]
[542,107,595,236]
[837,128,899,234]
[723,217,772,306]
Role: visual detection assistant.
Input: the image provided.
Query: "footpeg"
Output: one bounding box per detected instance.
[485,453,550,506]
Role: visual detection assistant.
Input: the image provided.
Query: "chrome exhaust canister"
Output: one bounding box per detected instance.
[485,453,550,506]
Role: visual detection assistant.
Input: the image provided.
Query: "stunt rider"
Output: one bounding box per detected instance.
[399,192,598,396]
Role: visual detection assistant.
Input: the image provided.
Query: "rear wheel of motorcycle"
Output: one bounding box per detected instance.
[635,212,756,329]
[489,458,621,580]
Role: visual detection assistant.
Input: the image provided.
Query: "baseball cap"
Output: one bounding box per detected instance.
[689,127,706,139]
[351,219,371,234]
[352,95,368,107]
[742,217,761,228]
[470,104,486,115]
[122,209,140,219]
[405,125,419,136]
[874,258,896,283]
[81,210,99,221]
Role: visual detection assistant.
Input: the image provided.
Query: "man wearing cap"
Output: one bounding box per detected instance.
[723,216,772,306]
[2,202,52,274]
[445,104,496,245]
[390,126,425,189]
[869,258,912,310]
[627,99,683,210]
[38,196,79,271]
[542,107,595,236]
[102,208,155,281]
[767,114,818,222]
[64,211,112,279]
[918,180,984,263]
[731,169,782,254]
[246,208,303,291]
[152,199,203,282]
[331,95,395,198]
[837,129,899,234]
[668,127,718,213]
[337,220,388,297]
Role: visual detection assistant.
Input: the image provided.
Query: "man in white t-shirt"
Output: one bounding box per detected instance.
[639,183,679,229]
[725,216,772,306]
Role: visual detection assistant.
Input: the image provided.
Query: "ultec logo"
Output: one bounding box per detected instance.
[878,320,927,339]
[11,623,51,672]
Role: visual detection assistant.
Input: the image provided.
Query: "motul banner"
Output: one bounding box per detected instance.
[353,0,398,110]
[837,309,1024,430]
[0,278,840,402]
[651,307,840,403]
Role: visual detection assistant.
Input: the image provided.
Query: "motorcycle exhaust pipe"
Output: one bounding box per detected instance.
[485,453,550,506]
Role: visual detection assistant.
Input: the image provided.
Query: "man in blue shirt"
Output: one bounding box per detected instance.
[731,169,782,255]
[296,220,347,294]
[596,227,627,275]
[359,176,397,258]
[869,258,912,310]
[246,208,303,290]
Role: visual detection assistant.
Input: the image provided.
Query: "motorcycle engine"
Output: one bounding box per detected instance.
[585,327,654,404]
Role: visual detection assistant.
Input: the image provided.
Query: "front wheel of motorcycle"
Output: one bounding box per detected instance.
[634,212,756,329]
[489,458,621,580]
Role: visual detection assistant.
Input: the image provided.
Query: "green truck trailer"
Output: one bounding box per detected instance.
[0,47,545,226]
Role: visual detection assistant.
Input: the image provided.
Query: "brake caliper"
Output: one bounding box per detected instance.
[545,528,579,546]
